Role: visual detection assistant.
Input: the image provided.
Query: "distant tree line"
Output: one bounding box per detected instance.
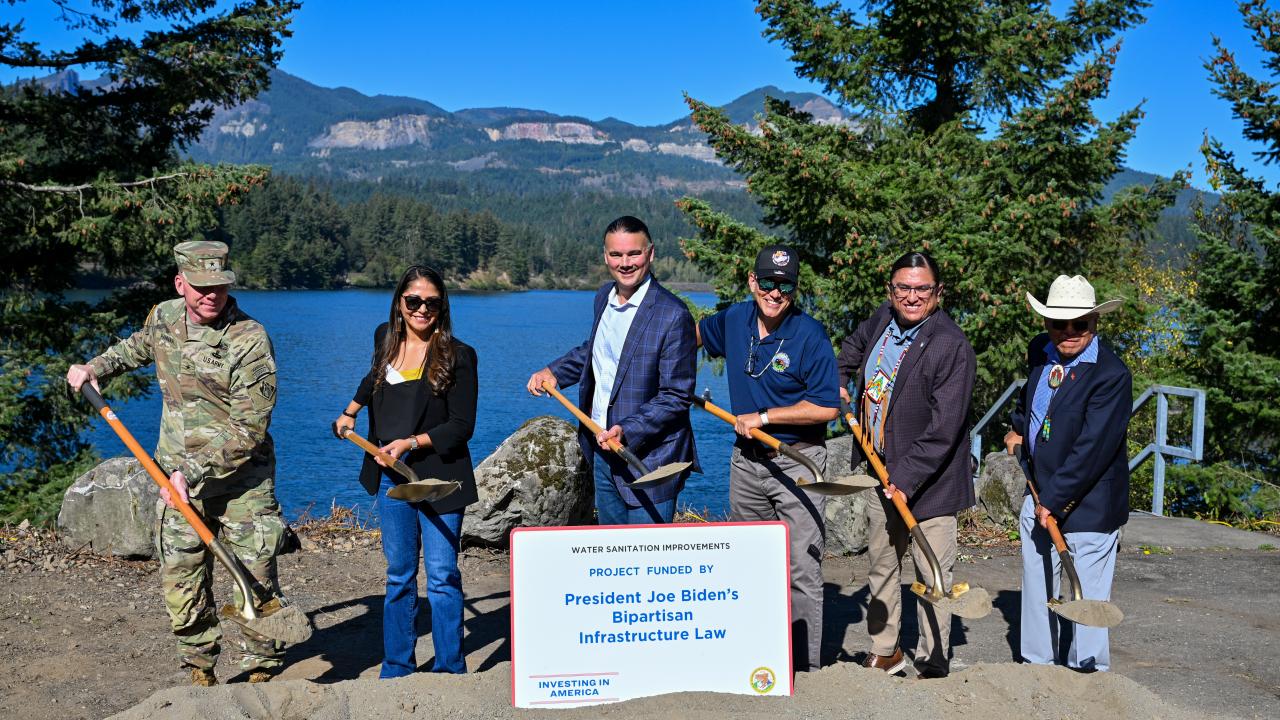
[212,174,743,289]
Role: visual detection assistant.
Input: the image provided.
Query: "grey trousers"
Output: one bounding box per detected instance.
[1019,495,1119,671]
[729,444,827,672]
[865,492,957,676]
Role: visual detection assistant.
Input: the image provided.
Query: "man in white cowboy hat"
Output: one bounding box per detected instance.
[1004,274,1132,672]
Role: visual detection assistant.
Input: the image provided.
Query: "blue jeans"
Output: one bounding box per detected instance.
[377,475,466,677]
[592,452,678,525]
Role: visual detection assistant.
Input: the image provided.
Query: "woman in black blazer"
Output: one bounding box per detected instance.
[333,265,478,678]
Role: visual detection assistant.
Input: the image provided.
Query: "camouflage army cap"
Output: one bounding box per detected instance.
[174,240,236,287]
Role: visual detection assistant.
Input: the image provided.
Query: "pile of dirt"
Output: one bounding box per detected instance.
[109,661,1225,720]
[5,516,1275,720]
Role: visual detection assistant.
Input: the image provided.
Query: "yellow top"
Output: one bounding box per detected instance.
[399,366,423,381]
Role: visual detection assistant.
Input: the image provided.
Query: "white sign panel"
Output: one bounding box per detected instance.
[510,522,792,708]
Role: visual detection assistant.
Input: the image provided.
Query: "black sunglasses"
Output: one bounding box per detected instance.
[1049,318,1091,332]
[402,294,443,314]
[757,278,796,294]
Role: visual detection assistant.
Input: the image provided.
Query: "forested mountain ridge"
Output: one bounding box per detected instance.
[30,69,1211,289]
[185,70,850,196]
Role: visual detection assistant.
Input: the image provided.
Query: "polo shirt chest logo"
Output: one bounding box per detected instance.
[770,351,791,372]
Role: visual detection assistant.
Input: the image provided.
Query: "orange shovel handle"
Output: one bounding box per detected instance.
[542,382,621,451]
[541,381,650,477]
[1014,444,1071,554]
[841,404,916,531]
[78,384,216,546]
[693,395,785,451]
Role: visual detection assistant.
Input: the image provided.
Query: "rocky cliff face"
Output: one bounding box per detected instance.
[492,121,609,144]
[308,114,440,150]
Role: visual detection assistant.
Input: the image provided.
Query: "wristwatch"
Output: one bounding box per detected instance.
[757,409,770,426]
[407,435,420,451]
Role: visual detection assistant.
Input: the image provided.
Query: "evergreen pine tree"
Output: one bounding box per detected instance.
[0,0,299,522]
[679,0,1183,414]
[1170,0,1280,514]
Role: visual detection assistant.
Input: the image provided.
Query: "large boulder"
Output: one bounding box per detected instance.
[58,456,160,559]
[976,451,1027,526]
[462,415,593,547]
[823,434,870,556]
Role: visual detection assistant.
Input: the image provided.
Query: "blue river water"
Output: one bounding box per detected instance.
[86,289,740,524]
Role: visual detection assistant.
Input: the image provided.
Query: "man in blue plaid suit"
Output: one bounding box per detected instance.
[527,216,698,524]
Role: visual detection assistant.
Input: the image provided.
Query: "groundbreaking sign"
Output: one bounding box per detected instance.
[510,522,792,708]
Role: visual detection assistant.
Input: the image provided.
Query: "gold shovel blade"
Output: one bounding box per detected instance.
[1049,598,1124,628]
[387,479,461,503]
[910,581,994,619]
[827,473,881,491]
[631,461,692,488]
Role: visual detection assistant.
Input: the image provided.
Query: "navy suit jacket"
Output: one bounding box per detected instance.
[547,277,698,505]
[1010,334,1132,534]
[837,303,977,520]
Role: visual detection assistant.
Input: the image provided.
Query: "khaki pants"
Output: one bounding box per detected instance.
[729,444,827,672]
[865,494,956,676]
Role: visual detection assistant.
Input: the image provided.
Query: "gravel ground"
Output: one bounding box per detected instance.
[1,519,1275,720]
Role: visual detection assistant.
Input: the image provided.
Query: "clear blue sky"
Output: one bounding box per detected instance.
[6,0,1278,187]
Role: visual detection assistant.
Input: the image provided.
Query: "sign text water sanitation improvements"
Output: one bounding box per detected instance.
[510,524,792,707]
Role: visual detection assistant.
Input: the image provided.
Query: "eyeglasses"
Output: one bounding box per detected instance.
[402,295,443,314]
[745,337,785,378]
[1049,318,1092,332]
[889,283,937,298]
[757,278,796,294]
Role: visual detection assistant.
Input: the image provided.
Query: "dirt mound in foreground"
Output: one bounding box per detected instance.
[109,661,1231,720]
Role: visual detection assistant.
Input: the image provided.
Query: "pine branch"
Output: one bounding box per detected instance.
[1,172,192,193]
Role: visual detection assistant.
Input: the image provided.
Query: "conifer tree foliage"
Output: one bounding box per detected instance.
[0,0,299,523]
[679,0,1182,413]
[1172,0,1280,510]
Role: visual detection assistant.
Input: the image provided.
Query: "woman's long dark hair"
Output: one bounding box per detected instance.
[370,265,456,394]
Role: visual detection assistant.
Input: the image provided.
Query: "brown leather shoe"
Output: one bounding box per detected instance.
[861,648,909,675]
[247,670,274,684]
[190,668,218,687]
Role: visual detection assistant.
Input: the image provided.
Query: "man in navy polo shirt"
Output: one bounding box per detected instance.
[696,244,840,672]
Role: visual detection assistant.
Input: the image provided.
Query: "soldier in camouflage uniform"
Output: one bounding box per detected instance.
[66,241,286,686]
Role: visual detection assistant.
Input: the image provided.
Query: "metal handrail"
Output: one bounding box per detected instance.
[969,379,1025,481]
[1127,385,1205,516]
[969,381,1205,516]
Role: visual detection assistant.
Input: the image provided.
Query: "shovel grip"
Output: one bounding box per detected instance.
[1012,444,1072,555]
[542,382,647,477]
[692,395,783,450]
[841,405,916,530]
[77,384,217,547]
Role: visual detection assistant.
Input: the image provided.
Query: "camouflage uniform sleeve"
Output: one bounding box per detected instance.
[87,305,160,379]
[179,331,277,483]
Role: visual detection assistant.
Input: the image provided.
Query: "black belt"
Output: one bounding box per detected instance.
[737,439,822,462]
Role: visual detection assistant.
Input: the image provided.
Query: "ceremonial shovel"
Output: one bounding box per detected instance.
[541,381,690,487]
[695,391,878,496]
[841,402,993,619]
[332,424,460,503]
[74,383,313,644]
[1013,444,1124,628]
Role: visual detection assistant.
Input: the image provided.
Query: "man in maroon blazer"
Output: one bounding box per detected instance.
[837,251,976,679]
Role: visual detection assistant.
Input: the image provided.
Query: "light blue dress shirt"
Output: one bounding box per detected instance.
[590,275,652,429]
[1029,334,1099,455]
